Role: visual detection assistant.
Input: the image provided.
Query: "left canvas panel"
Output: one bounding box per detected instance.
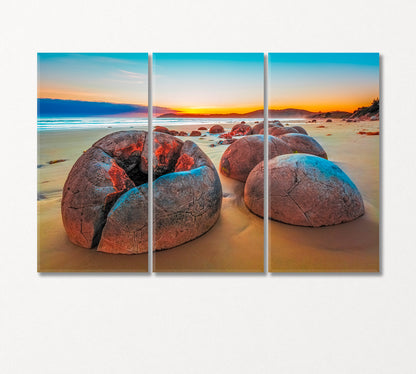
[37,53,149,272]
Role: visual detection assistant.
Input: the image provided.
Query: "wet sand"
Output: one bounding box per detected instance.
[37,119,379,273]
[152,123,264,272]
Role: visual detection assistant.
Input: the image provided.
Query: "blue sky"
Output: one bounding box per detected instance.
[153,53,264,114]
[38,53,148,105]
[269,53,379,111]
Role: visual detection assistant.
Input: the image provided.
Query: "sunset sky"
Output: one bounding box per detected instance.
[153,53,264,115]
[38,53,379,117]
[38,53,148,105]
[269,53,379,112]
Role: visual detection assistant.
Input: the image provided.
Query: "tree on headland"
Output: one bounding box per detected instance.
[350,98,379,119]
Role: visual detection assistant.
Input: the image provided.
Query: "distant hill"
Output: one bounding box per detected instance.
[38,98,172,117]
[38,99,147,117]
[158,108,316,119]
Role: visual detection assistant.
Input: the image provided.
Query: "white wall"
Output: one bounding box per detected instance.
[1,0,416,373]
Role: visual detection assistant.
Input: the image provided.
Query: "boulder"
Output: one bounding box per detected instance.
[62,130,223,253]
[290,126,308,135]
[219,133,233,139]
[279,133,328,159]
[230,123,252,136]
[178,131,188,136]
[99,140,222,252]
[244,154,364,226]
[253,122,282,134]
[62,133,142,248]
[142,132,183,178]
[153,126,171,134]
[209,124,225,134]
[198,126,208,130]
[190,130,202,136]
[269,126,299,137]
[219,135,291,182]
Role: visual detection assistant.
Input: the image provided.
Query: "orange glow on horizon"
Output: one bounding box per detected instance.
[38,89,144,105]
[168,105,263,115]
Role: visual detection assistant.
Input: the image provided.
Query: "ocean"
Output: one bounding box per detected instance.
[37,117,265,131]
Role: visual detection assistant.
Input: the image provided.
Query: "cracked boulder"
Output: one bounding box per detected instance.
[62,139,138,248]
[62,131,222,253]
[99,140,222,252]
[279,133,328,159]
[219,135,292,182]
[153,141,222,250]
[244,154,364,226]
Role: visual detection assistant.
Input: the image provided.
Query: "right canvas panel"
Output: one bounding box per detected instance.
[268,53,379,272]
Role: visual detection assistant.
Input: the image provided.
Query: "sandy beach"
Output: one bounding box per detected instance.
[37,119,379,272]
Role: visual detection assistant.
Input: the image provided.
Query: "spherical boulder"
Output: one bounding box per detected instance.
[99,139,222,252]
[230,123,252,136]
[269,126,299,137]
[244,154,364,227]
[62,131,146,248]
[62,131,222,253]
[190,130,202,136]
[290,126,308,135]
[198,126,207,130]
[154,126,171,134]
[219,135,292,182]
[178,131,188,136]
[279,133,328,159]
[209,124,225,134]
[253,122,282,134]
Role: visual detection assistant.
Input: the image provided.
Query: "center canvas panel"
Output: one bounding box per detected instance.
[152,53,265,272]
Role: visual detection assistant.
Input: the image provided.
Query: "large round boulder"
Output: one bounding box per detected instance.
[219,135,292,182]
[290,125,308,135]
[153,126,171,134]
[269,126,299,137]
[190,130,202,136]
[62,131,146,248]
[230,123,252,136]
[279,133,328,159]
[244,154,364,227]
[62,131,222,253]
[253,122,282,134]
[99,140,222,252]
[209,125,225,134]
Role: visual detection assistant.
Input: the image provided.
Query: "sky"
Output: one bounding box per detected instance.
[38,53,379,117]
[153,53,264,115]
[38,53,148,105]
[269,53,379,112]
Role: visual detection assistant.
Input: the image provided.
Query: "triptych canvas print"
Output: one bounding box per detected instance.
[37,52,379,272]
